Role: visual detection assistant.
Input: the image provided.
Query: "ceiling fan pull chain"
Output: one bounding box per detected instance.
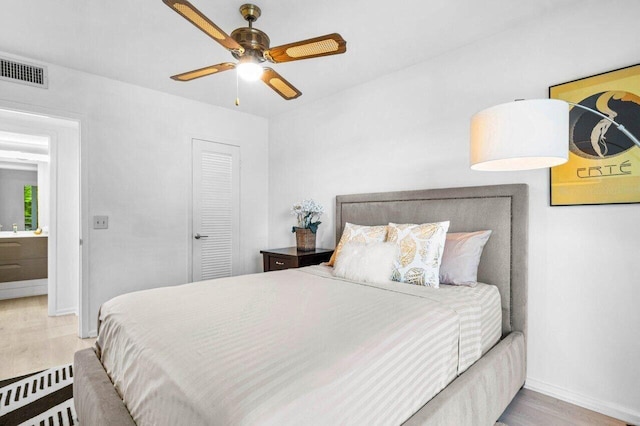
[235,70,240,106]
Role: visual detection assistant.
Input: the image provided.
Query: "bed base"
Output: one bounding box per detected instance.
[74,332,524,426]
[74,348,136,426]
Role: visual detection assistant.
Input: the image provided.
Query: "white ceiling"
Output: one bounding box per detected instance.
[0,131,49,170]
[0,0,578,118]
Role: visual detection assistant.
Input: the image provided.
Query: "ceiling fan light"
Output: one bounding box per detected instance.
[237,61,263,82]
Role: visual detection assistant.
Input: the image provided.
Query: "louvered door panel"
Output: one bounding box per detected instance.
[192,140,240,281]
[200,152,232,279]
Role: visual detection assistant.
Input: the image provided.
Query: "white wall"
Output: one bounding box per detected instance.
[0,55,269,336]
[268,1,640,423]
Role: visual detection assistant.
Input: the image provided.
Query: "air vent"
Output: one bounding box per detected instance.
[0,57,48,88]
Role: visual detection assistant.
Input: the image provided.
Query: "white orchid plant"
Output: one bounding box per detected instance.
[291,199,324,234]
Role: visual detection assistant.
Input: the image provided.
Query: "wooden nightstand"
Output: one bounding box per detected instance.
[260,247,334,272]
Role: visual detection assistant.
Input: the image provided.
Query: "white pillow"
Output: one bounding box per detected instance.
[387,221,450,287]
[333,242,398,284]
[440,230,492,286]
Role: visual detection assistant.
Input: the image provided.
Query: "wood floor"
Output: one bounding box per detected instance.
[498,388,627,425]
[0,296,628,425]
[0,295,95,381]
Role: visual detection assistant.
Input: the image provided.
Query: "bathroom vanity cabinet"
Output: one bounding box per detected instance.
[0,235,48,283]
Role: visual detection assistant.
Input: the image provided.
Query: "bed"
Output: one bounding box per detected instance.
[74,183,528,425]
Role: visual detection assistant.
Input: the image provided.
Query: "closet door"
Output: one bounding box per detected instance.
[192,139,240,281]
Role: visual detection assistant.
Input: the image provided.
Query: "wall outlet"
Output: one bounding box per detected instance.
[93,215,108,229]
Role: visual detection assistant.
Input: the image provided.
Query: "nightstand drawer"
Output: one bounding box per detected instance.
[269,256,296,270]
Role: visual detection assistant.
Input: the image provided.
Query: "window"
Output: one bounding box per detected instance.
[24,185,38,230]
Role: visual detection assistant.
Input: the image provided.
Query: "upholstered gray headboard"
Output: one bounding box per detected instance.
[335,184,528,338]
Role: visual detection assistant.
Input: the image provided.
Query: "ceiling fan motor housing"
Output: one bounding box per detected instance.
[231,27,270,62]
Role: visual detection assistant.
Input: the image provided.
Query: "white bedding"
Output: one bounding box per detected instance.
[97,266,501,425]
[307,265,501,370]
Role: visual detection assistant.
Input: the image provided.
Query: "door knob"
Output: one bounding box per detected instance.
[194,233,209,239]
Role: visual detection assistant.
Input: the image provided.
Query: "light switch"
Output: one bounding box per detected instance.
[93,216,108,229]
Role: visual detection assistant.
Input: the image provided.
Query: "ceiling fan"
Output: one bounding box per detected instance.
[163,0,347,101]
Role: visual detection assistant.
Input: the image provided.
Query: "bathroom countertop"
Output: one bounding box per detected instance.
[0,231,48,239]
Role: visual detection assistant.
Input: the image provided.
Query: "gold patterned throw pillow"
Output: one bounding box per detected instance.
[328,223,388,266]
[387,221,450,287]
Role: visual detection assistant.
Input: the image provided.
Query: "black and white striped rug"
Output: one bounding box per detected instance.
[0,364,76,426]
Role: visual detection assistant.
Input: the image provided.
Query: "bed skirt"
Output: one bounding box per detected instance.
[74,331,524,426]
[404,331,526,425]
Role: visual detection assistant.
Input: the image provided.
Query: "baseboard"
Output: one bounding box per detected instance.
[0,279,48,300]
[525,377,640,425]
[54,307,78,316]
[88,329,97,338]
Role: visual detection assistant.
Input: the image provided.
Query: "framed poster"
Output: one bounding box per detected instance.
[549,64,640,206]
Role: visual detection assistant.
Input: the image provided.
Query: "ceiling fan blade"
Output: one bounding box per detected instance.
[261,68,302,100]
[170,62,235,81]
[163,0,244,53]
[264,33,347,63]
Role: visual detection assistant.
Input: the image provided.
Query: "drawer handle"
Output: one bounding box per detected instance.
[274,261,285,266]
[0,243,21,248]
[0,264,21,270]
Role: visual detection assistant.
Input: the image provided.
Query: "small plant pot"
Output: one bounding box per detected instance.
[295,228,316,251]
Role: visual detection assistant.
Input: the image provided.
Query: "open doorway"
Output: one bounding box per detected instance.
[0,107,82,333]
[0,130,49,299]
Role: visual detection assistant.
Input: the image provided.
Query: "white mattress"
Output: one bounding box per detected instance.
[97,266,501,425]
